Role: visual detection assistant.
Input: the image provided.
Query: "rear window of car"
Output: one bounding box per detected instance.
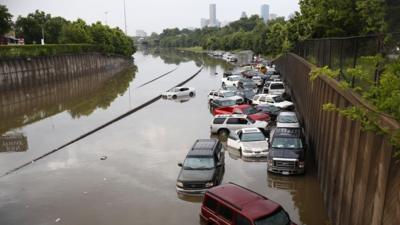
[213,118,226,124]
[204,196,217,211]
[270,84,284,89]
[218,205,233,221]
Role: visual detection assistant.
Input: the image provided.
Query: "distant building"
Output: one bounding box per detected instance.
[269,13,278,20]
[200,4,220,28]
[201,18,209,28]
[136,30,147,37]
[240,12,247,19]
[209,4,217,26]
[261,4,270,23]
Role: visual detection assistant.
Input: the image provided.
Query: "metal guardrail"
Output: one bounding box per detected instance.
[295,32,400,88]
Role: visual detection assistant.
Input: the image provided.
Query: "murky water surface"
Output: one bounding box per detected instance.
[0,49,329,225]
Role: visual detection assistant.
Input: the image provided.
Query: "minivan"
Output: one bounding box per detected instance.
[200,183,297,225]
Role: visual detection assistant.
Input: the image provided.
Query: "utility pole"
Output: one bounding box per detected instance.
[123,0,127,34]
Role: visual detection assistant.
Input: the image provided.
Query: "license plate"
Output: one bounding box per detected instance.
[282,171,289,175]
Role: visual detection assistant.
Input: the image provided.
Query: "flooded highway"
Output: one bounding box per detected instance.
[0,50,329,225]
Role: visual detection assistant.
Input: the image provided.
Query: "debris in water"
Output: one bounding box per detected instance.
[55,218,61,223]
[100,156,107,160]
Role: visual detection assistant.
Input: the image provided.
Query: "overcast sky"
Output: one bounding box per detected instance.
[3,0,300,35]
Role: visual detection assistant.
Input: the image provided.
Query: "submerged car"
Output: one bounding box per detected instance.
[213,104,270,122]
[267,127,306,175]
[162,86,195,99]
[209,99,237,109]
[252,94,294,110]
[200,183,297,225]
[210,114,268,136]
[176,139,225,194]
[276,111,300,128]
[227,128,269,157]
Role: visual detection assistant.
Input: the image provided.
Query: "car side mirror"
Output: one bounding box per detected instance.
[178,162,183,167]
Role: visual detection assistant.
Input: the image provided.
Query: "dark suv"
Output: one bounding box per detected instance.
[267,128,306,175]
[200,183,297,225]
[176,139,225,194]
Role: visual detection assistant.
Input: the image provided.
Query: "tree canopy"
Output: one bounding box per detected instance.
[0,4,13,36]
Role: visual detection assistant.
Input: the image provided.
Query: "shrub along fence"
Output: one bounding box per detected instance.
[274,53,399,225]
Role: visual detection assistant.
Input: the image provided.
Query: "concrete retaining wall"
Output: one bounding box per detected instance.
[274,53,400,225]
[0,53,132,91]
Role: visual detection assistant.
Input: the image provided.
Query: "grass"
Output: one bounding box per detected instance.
[177,46,205,53]
[0,44,112,58]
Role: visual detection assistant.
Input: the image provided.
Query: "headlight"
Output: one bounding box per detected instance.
[176,181,183,188]
[298,161,305,168]
[267,159,273,166]
[205,182,214,188]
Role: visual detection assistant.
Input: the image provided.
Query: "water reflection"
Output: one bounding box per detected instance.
[0,66,137,135]
[143,48,235,72]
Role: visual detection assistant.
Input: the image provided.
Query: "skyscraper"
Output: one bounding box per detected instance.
[261,4,270,23]
[209,4,217,27]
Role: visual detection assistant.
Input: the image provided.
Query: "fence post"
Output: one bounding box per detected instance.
[351,39,359,88]
[339,40,344,81]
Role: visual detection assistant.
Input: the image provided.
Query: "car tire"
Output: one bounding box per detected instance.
[172,95,177,99]
[189,92,194,97]
[222,82,226,88]
[218,129,229,137]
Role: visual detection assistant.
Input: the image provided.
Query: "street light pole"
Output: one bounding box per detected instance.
[123,0,127,34]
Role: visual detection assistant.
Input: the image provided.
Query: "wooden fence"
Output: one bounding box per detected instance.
[274,53,399,225]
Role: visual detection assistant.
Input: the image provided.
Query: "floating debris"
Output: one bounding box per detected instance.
[55,218,61,223]
[100,156,108,160]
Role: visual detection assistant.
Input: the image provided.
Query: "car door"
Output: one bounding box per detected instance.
[227,131,241,149]
[226,118,241,131]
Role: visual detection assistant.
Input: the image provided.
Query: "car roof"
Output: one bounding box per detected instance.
[278,111,296,116]
[256,94,279,98]
[270,81,284,84]
[187,139,219,156]
[214,114,247,119]
[207,183,281,220]
[241,128,261,133]
[273,127,302,138]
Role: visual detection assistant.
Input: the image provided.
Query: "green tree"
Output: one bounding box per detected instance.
[59,19,92,44]
[15,10,51,44]
[0,4,12,36]
[45,16,68,43]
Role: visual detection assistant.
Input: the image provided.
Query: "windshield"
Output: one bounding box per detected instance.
[278,115,298,123]
[219,100,236,106]
[231,76,240,81]
[272,137,303,149]
[223,92,236,97]
[243,107,259,115]
[271,84,284,89]
[183,157,215,170]
[272,96,285,102]
[254,209,290,225]
[241,132,265,142]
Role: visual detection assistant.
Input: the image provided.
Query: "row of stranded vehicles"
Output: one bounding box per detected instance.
[162,64,304,225]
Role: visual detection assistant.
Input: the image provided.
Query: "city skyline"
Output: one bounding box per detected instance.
[3,0,300,35]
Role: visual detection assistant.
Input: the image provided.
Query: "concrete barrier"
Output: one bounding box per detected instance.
[0,53,132,91]
[274,53,400,225]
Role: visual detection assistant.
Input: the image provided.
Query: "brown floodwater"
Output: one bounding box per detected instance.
[0,49,330,225]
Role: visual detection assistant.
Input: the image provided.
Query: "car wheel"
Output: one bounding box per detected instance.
[222,82,226,88]
[218,129,229,137]
[189,92,194,97]
[172,95,177,99]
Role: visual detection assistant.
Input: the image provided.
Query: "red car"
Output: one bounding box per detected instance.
[200,183,297,225]
[213,104,270,122]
